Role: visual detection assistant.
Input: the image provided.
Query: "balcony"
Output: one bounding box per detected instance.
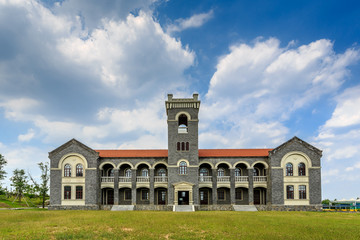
[178,126,188,133]
[198,176,212,183]
[253,176,267,182]
[101,177,114,182]
[217,176,230,182]
[119,177,132,182]
[235,176,249,182]
[136,176,150,182]
[155,176,168,182]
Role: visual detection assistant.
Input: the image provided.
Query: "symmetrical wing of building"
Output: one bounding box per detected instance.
[49,94,322,210]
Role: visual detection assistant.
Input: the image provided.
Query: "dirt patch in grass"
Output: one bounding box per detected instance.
[0,202,9,208]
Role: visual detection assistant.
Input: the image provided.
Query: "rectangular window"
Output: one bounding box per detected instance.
[124,189,131,200]
[64,186,71,199]
[76,186,83,199]
[235,188,243,200]
[218,189,225,200]
[286,185,294,199]
[299,185,307,199]
[141,189,149,200]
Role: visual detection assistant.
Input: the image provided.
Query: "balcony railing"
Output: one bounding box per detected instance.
[217,176,230,182]
[101,177,114,182]
[254,176,267,182]
[198,176,212,182]
[235,176,249,182]
[155,176,168,182]
[136,176,150,182]
[178,126,188,133]
[119,177,132,182]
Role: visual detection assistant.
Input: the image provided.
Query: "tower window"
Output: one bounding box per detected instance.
[177,142,189,151]
[178,114,188,133]
[179,161,187,175]
[177,142,180,151]
[182,142,185,151]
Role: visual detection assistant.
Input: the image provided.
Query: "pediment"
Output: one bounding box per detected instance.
[269,136,322,156]
[173,181,195,187]
[49,138,98,158]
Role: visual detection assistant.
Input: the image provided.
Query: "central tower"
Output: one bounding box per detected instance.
[166,93,200,166]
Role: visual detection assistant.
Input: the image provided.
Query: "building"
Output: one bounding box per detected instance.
[49,94,322,211]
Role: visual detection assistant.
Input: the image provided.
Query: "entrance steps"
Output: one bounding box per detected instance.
[233,205,258,212]
[173,205,195,212]
[111,205,134,211]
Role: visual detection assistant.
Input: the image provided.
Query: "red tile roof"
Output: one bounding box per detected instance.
[95,149,272,158]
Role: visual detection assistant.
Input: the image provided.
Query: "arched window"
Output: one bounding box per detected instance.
[286,163,293,176]
[64,164,71,177]
[157,168,166,176]
[286,185,294,199]
[298,163,306,176]
[179,161,187,175]
[235,168,242,176]
[141,168,149,177]
[178,114,188,133]
[76,164,83,177]
[181,142,185,151]
[177,142,180,151]
[199,168,209,176]
[186,142,189,151]
[125,168,132,178]
[217,168,225,176]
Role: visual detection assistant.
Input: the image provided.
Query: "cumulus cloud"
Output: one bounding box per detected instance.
[200,38,359,148]
[166,10,213,34]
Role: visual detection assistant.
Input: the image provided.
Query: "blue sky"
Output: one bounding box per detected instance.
[0,0,359,200]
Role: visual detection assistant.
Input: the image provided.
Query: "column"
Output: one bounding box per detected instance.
[131,169,137,205]
[212,168,217,205]
[114,169,119,205]
[230,168,235,205]
[149,168,155,205]
[248,168,254,205]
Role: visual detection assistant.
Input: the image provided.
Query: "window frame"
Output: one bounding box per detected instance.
[125,168,132,178]
[141,189,149,201]
[76,186,83,199]
[64,164,71,177]
[141,168,149,177]
[286,163,293,176]
[217,189,225,201]
[235,168,242,176]
[76,164,83,177]
[298,163,306,176]
[235,188,243,200]
[124,189,132,200]
[64,186,71,199]
[286,185,294,199]
[217,168,225,177]
[299,185,307,199]
[179,161,187,175]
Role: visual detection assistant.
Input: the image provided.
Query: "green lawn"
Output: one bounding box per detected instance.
[0,210,359,239]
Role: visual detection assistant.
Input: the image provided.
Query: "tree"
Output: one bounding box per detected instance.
[10,169,28,202]
[29,162,50,208]
[0,154,7,190]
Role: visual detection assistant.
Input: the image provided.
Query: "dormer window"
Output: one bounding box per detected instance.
[178,114,188,133]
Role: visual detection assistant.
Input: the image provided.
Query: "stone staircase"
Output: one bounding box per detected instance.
[173,205,195,212]
[233,205,258,211]
[111,205,134,211]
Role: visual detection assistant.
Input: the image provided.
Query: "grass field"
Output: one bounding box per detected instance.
[0,210,359,239]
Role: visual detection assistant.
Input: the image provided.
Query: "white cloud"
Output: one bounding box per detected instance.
[166,10,213,34]
[201,38,359,148]
[345,162,360,171]
[18,129,35,142]
[324,86,360,128]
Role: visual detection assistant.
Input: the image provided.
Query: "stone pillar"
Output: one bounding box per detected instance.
[212,168,217,205]
[168,182,173,206]
[149,168,155,205]
[230,168,235,205]
[193,185,199,205]
[114,169,119,205]
[248,168,254,205]
[131,169,137,205]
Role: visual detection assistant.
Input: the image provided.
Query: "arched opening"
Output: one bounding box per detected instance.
[155,163,168,183]
[199,163,212,182]
[217,163,230,182]
[298,163,306,176]
[119,164,132,182]
[101,164,115,182]
[234,163,248,182]
[101,187,114,205]
[76,164,83,177]
[64,164,71,177]
[179,161,187,175]
[155,187,167,205]
[178,114,188,133]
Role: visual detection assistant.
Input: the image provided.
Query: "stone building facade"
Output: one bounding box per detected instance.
[49,94,322,211]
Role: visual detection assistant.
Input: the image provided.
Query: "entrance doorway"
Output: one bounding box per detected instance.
[200,189,209,205]
[178,191,189,205]
[254,188,266,205]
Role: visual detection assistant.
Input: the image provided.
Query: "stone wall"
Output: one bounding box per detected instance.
[134,205,173,211]
[256,204,323,211]
[196,205,233,211]
[49,204,99,210]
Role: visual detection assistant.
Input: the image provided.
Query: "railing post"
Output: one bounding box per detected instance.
[212,168,217,205]
[248,168,254,205]
[131,169,137,205]
[150,168,154,205]
[230,169,235,205]
[114,169,119,205]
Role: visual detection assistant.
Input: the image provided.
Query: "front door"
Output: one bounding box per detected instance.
[178,191,189,205]
[158,190,166,205]
[200,189,209,205]
[254,189,260,205]
[107,189,114,205]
